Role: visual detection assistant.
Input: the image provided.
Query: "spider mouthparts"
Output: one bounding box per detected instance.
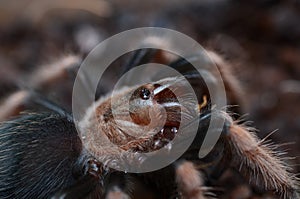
[152,126,178,150]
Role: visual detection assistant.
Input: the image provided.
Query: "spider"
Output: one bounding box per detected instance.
[0,40,298,199]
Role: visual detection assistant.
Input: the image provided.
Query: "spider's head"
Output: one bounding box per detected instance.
[79,77,199,155]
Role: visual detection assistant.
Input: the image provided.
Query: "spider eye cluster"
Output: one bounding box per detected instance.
[140,87,151,100]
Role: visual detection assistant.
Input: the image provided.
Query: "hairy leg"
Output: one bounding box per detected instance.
[175,161,208,199]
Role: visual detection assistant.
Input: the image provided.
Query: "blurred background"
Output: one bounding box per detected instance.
[0,0,299,198]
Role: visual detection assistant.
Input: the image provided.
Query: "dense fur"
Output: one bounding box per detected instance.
[0,113,82,198]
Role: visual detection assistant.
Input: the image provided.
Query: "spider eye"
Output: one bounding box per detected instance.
[140,88,151,100]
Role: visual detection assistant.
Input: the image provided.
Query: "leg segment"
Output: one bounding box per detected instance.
[51,158,109,199]
[0,55,80,121]
[224,119,299,199]
[105,186,130,199]
[104,172,133,199]
[190,110,298,198]
[175,161,208,199]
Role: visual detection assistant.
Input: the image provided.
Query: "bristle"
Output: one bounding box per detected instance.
[206,51,245,112]
[227,122,299,198]
[175,161,208,199]
[0,113,82,198]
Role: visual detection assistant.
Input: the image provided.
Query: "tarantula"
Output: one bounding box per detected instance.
[0,39,298,199]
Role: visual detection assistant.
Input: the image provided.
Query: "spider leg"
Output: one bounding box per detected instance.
[218,112,299,199]
[172,51,298,197]
[187,109,298,198]
[103,172,133,199]
[51,175,100,199]
[105,187,130,199]
[0,90,30,121]
[168,51,244,115]
[0,55,80,121]
[0,90,72,121]
[102,169,162,199]
[51,158,109,199]
[175,160,208,199]
[226,122,299,198]
[52,160,135,199]
[28,55,81,89]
